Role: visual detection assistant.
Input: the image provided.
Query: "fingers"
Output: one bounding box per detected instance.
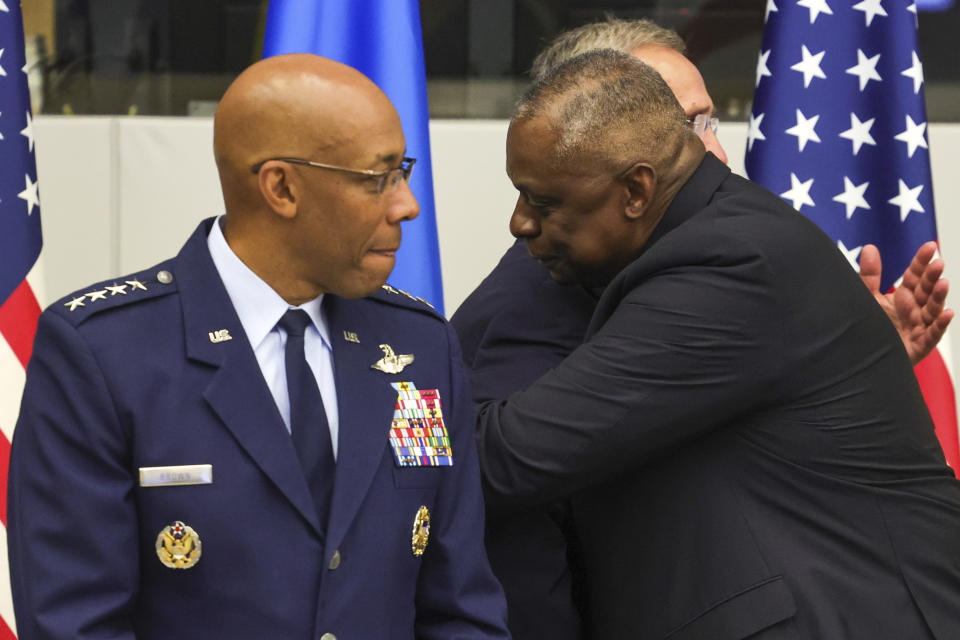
[858,244,882,294]
[901,241,939,292]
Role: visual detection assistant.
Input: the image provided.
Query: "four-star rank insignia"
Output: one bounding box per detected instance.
[156,520,202,569]
[411,505,431,557]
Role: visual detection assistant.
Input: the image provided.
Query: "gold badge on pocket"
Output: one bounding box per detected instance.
[411,506,431,557]
[156,520,202,569]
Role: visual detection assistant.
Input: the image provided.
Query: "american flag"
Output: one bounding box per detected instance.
[745,0,960,472]
[0,1,43,637]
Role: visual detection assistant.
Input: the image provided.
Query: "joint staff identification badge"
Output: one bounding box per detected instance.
[156,521,202,569]
[389,382,453,467]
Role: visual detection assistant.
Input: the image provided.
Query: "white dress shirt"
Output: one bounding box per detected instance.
[207,216,340,458]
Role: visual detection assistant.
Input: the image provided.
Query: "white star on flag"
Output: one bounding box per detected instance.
[845,49,882,91]
[791,45,827,88]
[785,109,821,152]
[20,110,34,152]
[837,240,863,272]
[766,0,779,21]
[833,177,871,219]
[756,50,772,87]
[747,112,766,151]
[781,173,816,211]
[901,51,924,94]
[17,173,40,215]
[0,1,8,11]
[838,113,876,155]
[798,0,834,23]
[0,111,4,140]
[888,179,924,222]
[853,0,887,26]
[894,115,928,158]
[0,48,6,77]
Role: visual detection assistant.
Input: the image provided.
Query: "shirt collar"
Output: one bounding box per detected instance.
[207,215,332,350]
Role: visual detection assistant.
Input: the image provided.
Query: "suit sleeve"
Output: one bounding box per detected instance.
[8,311,138,640]
[413,322,511,640]
[476,262,779,508]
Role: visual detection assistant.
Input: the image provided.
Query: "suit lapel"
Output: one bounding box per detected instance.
[323,295,398,551]
[176,220,323,538]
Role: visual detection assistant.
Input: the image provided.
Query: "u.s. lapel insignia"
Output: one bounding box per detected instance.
[208,329,232,343]
[156,520,202,569]
[411,506,430,557]
[371,343,414,374]
[343,330,360,343]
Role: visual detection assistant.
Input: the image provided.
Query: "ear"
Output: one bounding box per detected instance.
[257,161,299,220]
[622,163,656,220]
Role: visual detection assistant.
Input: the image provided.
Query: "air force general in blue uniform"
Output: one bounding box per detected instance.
[8,55,509,640]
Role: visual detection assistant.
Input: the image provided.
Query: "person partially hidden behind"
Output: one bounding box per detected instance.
[8,54,510,640]
[473,49,960,639]
[451,18,951,640]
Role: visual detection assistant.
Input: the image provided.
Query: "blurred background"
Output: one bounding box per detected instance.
[20,0,960,121]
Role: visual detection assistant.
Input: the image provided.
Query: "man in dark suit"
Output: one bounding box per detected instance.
[474,50,960,639]
[452,18,951,640]
[7,54,509,640]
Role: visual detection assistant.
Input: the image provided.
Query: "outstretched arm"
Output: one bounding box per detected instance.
[859,241,953,365]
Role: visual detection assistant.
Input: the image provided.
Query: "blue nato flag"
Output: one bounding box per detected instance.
[263,0,445,313]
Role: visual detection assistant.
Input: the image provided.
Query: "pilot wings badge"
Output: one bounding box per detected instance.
[371,343,414,374]
[156,520,202,569]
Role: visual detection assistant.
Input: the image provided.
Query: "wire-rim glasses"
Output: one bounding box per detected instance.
[250,156,416,194]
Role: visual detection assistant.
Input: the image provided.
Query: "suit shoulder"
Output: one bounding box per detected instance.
[47,261,179,327]
[369,284,444,322]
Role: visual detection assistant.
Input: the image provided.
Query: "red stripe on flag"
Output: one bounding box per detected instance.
[914,348,960,478]
[0,432,8,528]
[0,611,15,640]
[0,280,41,369]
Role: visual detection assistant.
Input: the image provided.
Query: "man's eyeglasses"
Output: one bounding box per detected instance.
[250,156,416,194]
[687,113,719,137]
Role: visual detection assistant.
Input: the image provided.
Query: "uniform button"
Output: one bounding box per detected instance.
[328,550,341,570]
[156,270,174,284]
[320,634,336,640]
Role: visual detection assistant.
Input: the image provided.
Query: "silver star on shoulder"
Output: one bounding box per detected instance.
[105,283,128,295]
[85,289,108,301]
[371,344,415,374]
[65,296,86,311]
[126,279,148,291]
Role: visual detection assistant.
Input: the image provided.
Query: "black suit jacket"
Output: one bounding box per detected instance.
[476,154,960,639]
[452,241,596,640]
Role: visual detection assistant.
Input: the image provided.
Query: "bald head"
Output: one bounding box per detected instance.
[214,54,400,216]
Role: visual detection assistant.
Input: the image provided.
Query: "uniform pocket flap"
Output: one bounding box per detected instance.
[666,576,796,640]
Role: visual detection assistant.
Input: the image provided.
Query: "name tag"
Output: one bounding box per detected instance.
[139,464,213,487]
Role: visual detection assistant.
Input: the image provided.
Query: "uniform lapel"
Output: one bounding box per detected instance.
[176,220,324,538]
[323,295,398,551]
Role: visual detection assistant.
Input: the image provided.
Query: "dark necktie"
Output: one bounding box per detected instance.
[278,309,335,532]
